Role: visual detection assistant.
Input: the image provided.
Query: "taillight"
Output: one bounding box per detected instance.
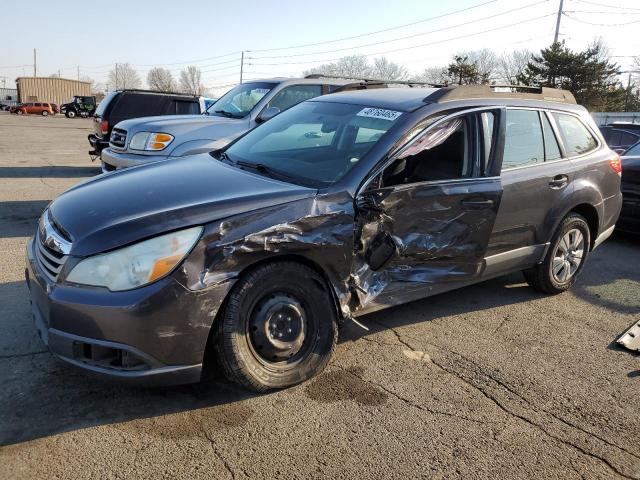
[100,120,109,135]
[608,155,622,176]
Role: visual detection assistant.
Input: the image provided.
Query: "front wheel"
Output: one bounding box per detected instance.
[524,213,590,294]
[16,110,23,115]
[65,110,76,118]
[215,261,338,392]
[41,110,48,116]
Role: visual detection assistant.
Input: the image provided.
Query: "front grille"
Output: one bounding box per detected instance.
[110,128,127,149]
[35,211,71,283]
[35,236,67,282]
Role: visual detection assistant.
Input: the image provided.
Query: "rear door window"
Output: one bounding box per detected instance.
[502,109,544,170]
[552,113,598,157]
[541,113,562,161]
[113,93,165,117]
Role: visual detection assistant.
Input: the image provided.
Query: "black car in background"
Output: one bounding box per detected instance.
[619,141,640,233]
[26,85,622,392]
[88,90,202,157]
[600,122,640,153]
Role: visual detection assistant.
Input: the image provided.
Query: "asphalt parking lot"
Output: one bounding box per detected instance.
[0,112,639,479]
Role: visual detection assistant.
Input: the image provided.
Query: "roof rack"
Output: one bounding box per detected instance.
[430,84,576,104]
[304,74,443,88]
[115,88,200,97]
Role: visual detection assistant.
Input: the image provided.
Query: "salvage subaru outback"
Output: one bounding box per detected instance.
[26,85,622,392]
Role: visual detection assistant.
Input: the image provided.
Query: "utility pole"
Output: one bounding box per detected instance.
[553,0,564,44]
[240,51,244,84]
[77,65,80,81]
[115,63,118,89]
[625,72,633,112]
[33,48,37,76]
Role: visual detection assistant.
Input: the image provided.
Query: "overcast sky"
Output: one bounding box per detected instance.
[1,0,638,95]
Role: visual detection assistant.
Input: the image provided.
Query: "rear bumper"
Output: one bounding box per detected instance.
[617,193,640,233]
[88,134,108,156]
[101,147,169,170]
[24,237,230,386]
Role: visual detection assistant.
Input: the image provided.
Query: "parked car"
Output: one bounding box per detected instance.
[26,85,621,391]
[60,95,96,118]
[50,103,60,115]
[100,76,375,173]
[11,102,53,116]
[600,122,640,153]
[618,141,640,233]
[88,90,202,158]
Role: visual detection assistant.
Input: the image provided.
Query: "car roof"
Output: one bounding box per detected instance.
[311,87,439,112]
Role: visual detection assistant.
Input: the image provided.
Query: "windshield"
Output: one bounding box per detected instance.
[222,101,403,187]
[206,82,276,118]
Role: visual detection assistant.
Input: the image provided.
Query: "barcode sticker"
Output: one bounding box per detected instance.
[356,107,403,121]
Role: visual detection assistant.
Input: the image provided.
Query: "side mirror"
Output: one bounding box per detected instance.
[257,106,280,123]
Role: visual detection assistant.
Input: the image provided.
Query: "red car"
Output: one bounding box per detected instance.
[11,102,54,116]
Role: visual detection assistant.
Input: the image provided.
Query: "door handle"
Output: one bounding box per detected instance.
[461,198,494,210]
[549,174,568,189]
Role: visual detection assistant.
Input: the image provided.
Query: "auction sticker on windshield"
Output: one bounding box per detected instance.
[356,107,403,121]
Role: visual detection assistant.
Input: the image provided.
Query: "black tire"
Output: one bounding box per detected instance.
[41,110,48,116]
[523,213,591,294]
[215,261,338,392]
[16,110,23,115]
[65,110,76,118]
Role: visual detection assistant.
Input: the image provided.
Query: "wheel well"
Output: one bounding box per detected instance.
[570,203,599,249]
[201,254,344,376]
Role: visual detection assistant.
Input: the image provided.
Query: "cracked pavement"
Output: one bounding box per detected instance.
[0,113,639,479]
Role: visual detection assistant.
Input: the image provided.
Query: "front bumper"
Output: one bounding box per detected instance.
[101,147,169,172]
[25,238,229,386]
[88,134,109,157]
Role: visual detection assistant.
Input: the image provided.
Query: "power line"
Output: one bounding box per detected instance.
[574,0,640,11]
[248,0,548,61]
[563,13,640,26]
[249,13,554,66]
[248,0,500,53]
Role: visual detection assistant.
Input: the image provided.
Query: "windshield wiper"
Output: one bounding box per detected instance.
[235,160,299,183]
[214,109,241,119]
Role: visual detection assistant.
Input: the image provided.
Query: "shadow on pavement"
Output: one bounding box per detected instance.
[0,200,49,238]
[0,166,101,178]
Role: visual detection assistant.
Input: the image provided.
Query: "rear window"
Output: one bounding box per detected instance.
[112,93,165,117]
[174,100,200,115]
[552,113,598,157]
[95,91,119,117]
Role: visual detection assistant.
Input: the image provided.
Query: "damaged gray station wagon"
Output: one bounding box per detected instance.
[26,85,622,391]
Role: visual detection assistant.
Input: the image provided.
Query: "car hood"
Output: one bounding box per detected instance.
[49,154,317,256]
[115,114,245,135]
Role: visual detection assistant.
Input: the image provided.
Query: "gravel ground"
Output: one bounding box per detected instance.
[0,112,639,480]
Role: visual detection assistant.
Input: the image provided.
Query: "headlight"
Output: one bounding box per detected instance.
[66,226,202,291]
[129,132,174,151]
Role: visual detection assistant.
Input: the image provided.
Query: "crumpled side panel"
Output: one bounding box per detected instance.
[182,192,357,318]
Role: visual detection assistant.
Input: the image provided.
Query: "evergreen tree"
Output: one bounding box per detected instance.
[518,42,622,110]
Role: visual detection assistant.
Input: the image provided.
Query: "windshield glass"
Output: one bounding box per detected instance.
[223,101,403,187]
[206,82,276,118]
[95,91,118,117]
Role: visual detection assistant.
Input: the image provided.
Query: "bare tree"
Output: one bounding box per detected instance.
[412,66,448,85]
[304,55,373,78]
[458,49,497,84]
[370,57,408,80]
[147,67,176,92]
[108,63,141,90]
[497,50,533,85]
[179,66,204,95]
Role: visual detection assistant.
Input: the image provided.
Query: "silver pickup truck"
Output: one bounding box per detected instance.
[100,77,359,172]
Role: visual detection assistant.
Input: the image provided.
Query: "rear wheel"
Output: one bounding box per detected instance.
[66,110,76,118]
[215,261,338,392]
[523,213,590,294]
[41,110,48,116]
[16,110,23,115]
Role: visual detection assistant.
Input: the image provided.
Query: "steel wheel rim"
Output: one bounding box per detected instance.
[246,291,316,367]
[551,228,585,283]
